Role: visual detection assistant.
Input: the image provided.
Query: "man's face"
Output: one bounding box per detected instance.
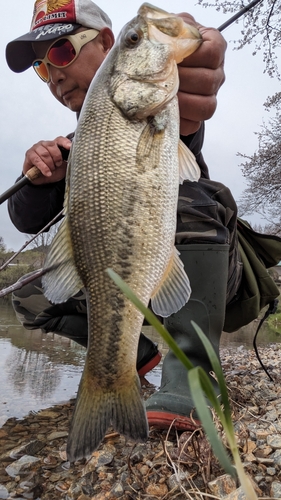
[33,28,113,112]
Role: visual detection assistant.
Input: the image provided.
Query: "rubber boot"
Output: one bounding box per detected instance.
[41,315,161,376]
[146,243,229,430]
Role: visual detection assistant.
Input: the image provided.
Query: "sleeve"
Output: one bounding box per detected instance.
[180,122,210,179]
[8,178,66,234]
[7,131,74,234]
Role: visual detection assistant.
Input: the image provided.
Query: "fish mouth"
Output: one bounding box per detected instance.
[138,3,202,63]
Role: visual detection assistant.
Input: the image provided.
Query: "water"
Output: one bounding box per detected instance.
[0,298,280,427]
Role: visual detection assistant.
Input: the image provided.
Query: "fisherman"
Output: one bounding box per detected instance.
[6,0,243,431]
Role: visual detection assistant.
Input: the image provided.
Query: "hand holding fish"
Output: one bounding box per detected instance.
[22,136,72,184]
[177,13,227,136]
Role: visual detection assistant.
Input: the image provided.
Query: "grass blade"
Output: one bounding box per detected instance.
[188,366,236,477]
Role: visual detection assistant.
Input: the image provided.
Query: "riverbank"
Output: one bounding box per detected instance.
[0,344,281,499]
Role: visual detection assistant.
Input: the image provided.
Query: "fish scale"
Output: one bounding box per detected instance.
[42,2,202,461]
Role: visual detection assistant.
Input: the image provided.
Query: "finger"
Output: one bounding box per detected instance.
[178,18,227,70]
[178,65,225,96]
[24,142,64,177]
[178,91,218,123]
[180,118,201,137]
[54,136,72,152]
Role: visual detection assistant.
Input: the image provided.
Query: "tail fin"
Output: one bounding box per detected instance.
[67,370,148,462]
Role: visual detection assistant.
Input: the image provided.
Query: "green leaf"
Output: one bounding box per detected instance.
[188,367,236,477]
[191,321,232,422]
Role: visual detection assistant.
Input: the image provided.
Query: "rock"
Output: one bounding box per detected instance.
[243,452,256,462]
[82,449,114,474]
[266,467,276,476]
[36,410,59,419]
[168,470,189,490]
[254,445,272,458]
[272,449,281,466]
[0,485,9,500]
[243,440,256,453]
[146,483,168,496]
[256,457,274,465]
[66,483,83,499]
[47,431,68,441]
[208,474,237,497]
[109,481,124,497]
[5,455,40,478]
[9,440,45,459]
[267,434,281,449]
[223,485,253,500]
[271,481,281,498]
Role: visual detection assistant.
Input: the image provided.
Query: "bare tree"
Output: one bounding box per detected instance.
[26,221,61,255]
[238,92,281,233]
[198,0,281,78]
[0,236,6,252]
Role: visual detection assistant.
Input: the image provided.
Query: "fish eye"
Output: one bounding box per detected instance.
[125,29,141,47]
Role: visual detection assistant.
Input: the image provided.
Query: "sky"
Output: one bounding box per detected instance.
[0,0,280,251]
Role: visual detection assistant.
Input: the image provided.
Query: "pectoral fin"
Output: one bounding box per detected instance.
[178,140,201,184]
[42,217,84,303]
[151,247,191,317]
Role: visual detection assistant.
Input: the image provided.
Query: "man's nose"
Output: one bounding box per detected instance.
[48,64,66,84]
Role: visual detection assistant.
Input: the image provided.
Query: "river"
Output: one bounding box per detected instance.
[1,297,280,427]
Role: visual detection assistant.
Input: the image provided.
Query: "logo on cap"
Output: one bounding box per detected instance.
[31,0,76,30]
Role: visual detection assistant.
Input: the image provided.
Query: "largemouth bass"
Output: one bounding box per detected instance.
[42,2,202,462]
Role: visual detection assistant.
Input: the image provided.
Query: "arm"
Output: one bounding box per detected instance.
[8,135,72,233]
[8,177,66,233]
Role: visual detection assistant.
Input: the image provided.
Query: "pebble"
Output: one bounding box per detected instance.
[5,455,40,478]
[47,431,69,441]
[267,434,281,449]
[208,474,237,497]
[271,481,281,498]
[145,483,168,496]
[272,449,281,465]
[0,485,8,500]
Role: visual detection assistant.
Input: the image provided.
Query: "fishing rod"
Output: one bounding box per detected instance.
[0,0,263,206]
[217,0,263,32]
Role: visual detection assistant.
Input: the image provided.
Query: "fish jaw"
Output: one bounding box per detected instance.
[138,3,202,63]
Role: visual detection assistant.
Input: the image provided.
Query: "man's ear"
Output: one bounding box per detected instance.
[99,27,115,53]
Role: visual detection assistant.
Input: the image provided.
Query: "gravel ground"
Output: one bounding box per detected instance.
[0,343,280,499]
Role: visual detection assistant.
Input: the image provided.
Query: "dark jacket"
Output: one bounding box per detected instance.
[8,123,209,234]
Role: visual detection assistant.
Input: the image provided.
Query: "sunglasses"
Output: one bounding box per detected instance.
[33,29,99,82]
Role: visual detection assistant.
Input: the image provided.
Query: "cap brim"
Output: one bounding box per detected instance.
[6,23,81,73]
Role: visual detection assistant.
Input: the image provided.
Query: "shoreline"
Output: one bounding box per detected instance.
[0,343,281,499]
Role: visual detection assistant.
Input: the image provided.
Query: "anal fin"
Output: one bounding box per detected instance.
[178,139,201,184]
[151,247,191,317]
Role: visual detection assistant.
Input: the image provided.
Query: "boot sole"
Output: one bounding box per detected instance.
[147,410,200,431]
[137,351,162,377]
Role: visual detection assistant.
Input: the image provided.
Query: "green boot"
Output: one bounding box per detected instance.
[146,243,229,430]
